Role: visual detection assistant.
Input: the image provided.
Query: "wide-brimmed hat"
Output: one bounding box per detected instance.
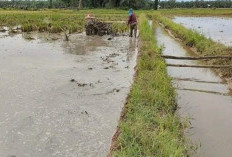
[129,8,134,16]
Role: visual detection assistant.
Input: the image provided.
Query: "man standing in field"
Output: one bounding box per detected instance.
[128,9,137,38]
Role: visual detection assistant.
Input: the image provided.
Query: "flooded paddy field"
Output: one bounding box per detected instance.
[0,30,138,156]
[156,27,232,157]
[173,16,232,47]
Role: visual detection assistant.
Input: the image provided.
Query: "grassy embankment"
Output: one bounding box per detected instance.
[0,9,128,33]
[111,14,187,157]
[159,8,232,16]
[151,12,232,78]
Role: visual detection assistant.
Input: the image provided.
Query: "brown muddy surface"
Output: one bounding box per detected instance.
[156,27,232,157]
[173,16,232,47]
[0,31,138,157]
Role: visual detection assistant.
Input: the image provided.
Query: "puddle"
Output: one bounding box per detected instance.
[156,27,232,157]
[0,31,138,156]
[62,33,108,55]
[173,16,232,47]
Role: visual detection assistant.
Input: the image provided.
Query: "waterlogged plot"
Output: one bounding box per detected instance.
[156,27,232,157]
[174,16,232,47]
[0,30,138,156]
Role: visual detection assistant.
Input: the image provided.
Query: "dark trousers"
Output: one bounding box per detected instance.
[130,23,137,37]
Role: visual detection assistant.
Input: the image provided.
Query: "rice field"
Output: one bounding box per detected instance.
[1,8,232,157]
[0,9,129,33]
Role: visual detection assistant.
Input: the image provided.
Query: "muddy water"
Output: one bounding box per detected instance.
[156,27,232,157]
[0,31,138,157]
[174,16,232,47]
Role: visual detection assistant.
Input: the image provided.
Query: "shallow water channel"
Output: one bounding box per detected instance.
[156,27,232,157]
[0,31,138,156]
[174,16,232,47]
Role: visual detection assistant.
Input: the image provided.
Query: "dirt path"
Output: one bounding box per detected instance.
[0,32,138,157]
[156,27,232,157]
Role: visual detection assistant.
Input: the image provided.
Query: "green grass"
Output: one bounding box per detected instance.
[111,14,187,157]
[0,9,128,33]
[151,12,232,77]
[158,8,232,16]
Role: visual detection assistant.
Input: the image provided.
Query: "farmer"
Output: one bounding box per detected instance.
[128,9,137,38]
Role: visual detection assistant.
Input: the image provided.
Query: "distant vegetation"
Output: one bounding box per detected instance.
[160,0,232,9]
[0,0,157,9]
[0,0,232,10]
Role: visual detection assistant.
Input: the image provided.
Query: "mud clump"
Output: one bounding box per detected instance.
[70,79,94,87]
[0,28,7,32]
[85,18,112,36]
[77,82,93,87]
[81,111,89,115]
[113,88,120,92]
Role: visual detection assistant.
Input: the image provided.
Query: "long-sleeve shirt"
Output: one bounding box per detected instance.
[128,13,137,25]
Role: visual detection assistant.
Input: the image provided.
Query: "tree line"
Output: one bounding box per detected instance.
[52,0,159,9]
[159,0,232,8]
[0,0,159,9]
[1,0,232,10]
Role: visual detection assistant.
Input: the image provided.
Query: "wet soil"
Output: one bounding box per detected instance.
[174,16,232,47]
[0,31,138,157]
[156,27,232,157]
